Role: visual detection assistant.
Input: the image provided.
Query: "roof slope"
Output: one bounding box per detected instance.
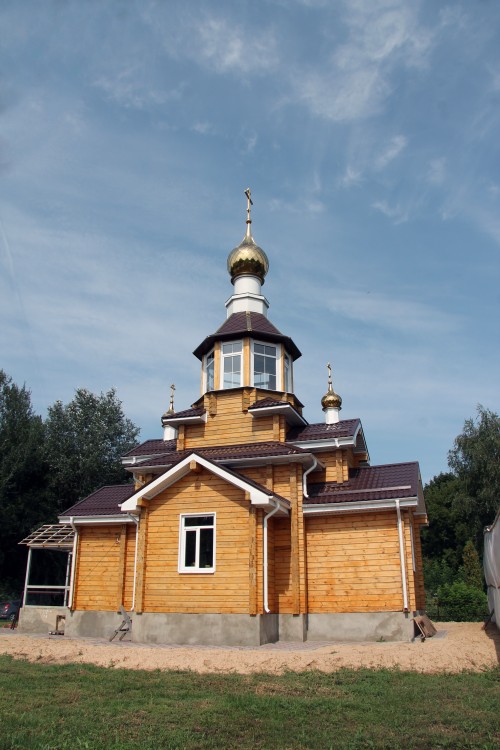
[60,484,136,517]
[287,419,361,442]
[193,311,301,360]
[305,462,420,505]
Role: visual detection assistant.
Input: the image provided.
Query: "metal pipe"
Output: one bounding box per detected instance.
[395,500,409,612]
[263,500,281,614]
[68,517,78,611]
[22,547,32,608]
[128,514,140,611]
[302,456,318,499]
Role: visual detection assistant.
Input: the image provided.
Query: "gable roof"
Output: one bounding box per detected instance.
[193,311,301,361]
[304,462,423,512]
[120,452,290,516]
[124,439,176,458]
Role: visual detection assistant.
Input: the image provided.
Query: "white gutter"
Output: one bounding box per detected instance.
[263,500,281,613]
[127,514,140,612]
[68,517,78,611]
[302,456,318,499]
[395,499,409,612]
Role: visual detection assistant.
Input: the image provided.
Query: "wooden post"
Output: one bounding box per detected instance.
[248,499,257,615]
[116,524,127,610]
[134,508,148,614]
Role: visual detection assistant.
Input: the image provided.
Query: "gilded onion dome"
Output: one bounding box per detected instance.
[321,363,342,410]
[227,188,269,285]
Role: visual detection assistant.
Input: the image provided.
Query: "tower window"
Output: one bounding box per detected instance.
[205,350,215,392]
[221,341,242,388]
[284,352,292,392]
[253,342,277,390]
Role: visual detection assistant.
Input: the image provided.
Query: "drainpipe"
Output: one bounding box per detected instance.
[127,514,140,611]
[68,517,78,611]
[395,500,409,612]
[263,500,281,614]
[302,456,318,499]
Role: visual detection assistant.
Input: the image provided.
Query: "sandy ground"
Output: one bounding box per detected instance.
[0,622,498,674]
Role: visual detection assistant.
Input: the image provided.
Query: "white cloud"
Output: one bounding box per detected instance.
[291,1,433,122]
[427,157,446,186]
[372,199,409,224]
[374,135,407,170]
[93,66,183,110]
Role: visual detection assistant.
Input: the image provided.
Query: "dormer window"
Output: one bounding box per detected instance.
[253,342,277,390]
[222,341,242,388]
[204,350,215,392]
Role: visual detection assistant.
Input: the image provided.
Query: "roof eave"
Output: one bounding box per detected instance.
[303,496,419,515]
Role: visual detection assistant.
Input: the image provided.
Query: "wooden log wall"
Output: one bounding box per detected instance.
[142,469,251,614]
[73,526,123,611]
[305,512,406,613]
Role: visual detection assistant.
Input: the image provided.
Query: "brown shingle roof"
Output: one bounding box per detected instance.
[60,485,136,517]
[305,462,420,505]
[250,397,290,409]
[193,312,301,361]
[162,407,205,421]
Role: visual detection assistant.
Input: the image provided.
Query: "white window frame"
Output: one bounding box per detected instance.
[204,349,215,392]
[220,340,242,389]
[284,351,292,393]
[178,513,216,574]
[251,340,281,391]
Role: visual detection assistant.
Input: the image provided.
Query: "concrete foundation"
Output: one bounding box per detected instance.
[279,614,307,642]
[132,612,279,647]
[17,607,419,644]
[306,611,416,642]
[18,606,69,634]
[64,610,124,639]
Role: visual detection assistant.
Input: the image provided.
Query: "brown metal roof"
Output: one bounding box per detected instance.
[193,312,301,361]
[162,407,205,421]
[287,419,361,442]
[305,462,420,505]
[60,484,136,517]
[129,441,311,471]
[249,397,290,409]
[124,439,176,458]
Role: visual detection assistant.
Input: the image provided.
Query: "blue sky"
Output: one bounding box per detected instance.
[1,0,499,484]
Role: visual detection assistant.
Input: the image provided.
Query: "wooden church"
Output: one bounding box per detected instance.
[21,192,427,645]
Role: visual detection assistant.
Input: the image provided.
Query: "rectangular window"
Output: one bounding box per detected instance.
[222,341,242,388]
[284,352,292,392]
[179,514,215,573]
[205,350,215,392]
[253,342,277,390]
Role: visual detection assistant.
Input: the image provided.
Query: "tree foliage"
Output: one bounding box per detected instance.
[448,405,500,549]
[44,388,140,512]
[0,371,50,588]
[0,375,140,593]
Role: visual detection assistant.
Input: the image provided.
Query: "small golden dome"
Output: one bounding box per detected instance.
[227,235,269,285]
[321,387,342,410]
[321,363,342,410]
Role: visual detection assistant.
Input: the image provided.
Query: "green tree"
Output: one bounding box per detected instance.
[0,371,50,591]
[422,472,468,571]
[462,540,483,590]
[448,405,500,551]
[44,388,140,512]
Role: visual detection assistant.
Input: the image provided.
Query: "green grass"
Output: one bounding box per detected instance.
[0,656,498,749]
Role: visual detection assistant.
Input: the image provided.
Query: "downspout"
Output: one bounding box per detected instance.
[127,514,140,612]
[302,456,318,499]
[263,500,281,614]
[68,517,78,610]
[395,500,409,612]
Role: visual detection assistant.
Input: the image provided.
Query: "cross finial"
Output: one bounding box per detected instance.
[327,362,333,392]
[168,383,176,414]
[244,187,253,238]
